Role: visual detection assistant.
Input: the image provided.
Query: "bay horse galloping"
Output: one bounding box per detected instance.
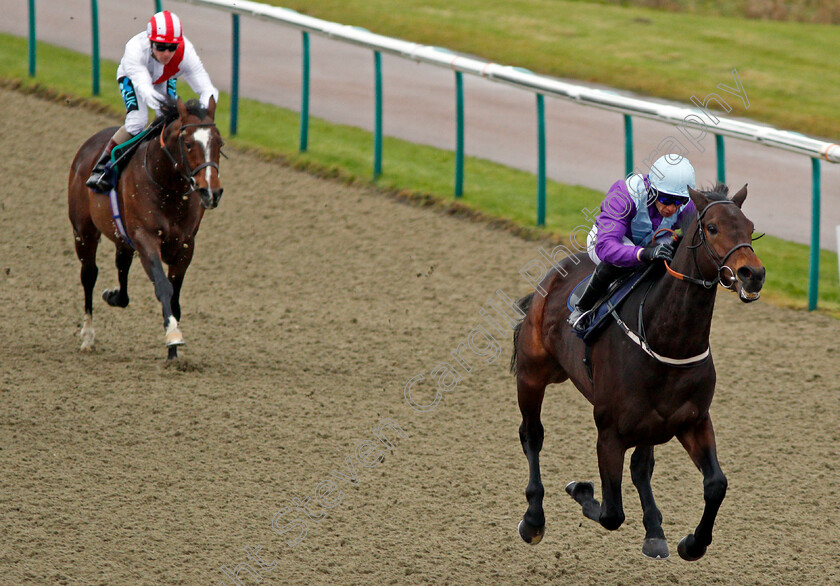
[68,97,223,360]
[511,184,765,560]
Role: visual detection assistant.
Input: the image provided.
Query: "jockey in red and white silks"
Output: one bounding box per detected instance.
[118,12,219,135]
[86,10,219,192]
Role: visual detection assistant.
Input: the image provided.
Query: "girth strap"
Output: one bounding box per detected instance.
[108,187,134,249]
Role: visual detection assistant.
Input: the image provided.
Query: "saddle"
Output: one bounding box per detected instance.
[567,263,658,344]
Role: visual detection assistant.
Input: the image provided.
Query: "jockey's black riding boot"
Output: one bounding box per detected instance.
[568,262,633,331]
[85,139,119,192]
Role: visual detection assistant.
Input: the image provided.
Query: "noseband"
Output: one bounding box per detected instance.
[665,200,755,290]
[145,121,219,196]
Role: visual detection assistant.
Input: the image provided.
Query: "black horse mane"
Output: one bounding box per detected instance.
[677,182,730,234]
[139,98,207,144]
[157,97,207,122]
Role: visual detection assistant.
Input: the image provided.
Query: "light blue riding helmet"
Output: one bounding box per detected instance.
[649,154,695,198]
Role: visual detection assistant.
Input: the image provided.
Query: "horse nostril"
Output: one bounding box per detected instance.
[737,267,753,282]
[215,188,224,199]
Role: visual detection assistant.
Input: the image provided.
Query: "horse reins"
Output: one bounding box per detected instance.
[664,200,756,290]
[144,121,219,197]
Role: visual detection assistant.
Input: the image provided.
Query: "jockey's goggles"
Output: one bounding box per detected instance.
[153,42,179,52]
[655,191,689,207]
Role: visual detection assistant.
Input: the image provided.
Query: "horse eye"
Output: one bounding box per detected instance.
[707,224,718,235]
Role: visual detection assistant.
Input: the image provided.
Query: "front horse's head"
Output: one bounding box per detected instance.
[684,184,765,302]
[163,97,224,209]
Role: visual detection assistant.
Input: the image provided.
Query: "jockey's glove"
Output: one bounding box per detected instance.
[639,241,675,263]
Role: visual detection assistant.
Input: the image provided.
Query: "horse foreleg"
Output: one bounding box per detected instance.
[676,415,727,561]
[137,246,184,357]
[567,428,626,531]
[167,245,194,322]
[631,446,669,559]
[103,246,133,308]
[517,377,547,545]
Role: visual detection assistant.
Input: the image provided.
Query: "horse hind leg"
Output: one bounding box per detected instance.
[516,376,548,545]
[631,446,669,559]
[102,246,133,308]
[566,428,627,531]
[73,225,100,351]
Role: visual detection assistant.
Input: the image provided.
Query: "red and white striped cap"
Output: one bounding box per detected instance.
[147,11,183,44]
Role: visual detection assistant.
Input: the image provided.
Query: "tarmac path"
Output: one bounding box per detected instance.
[3,0,839,250]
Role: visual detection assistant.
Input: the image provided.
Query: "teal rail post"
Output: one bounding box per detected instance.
[373,51,383,180]
[623,114,633,176]
[299,32,310,151]
[28,0,36,77]
[155,0,162,12]
[454,71,464,198]
[91,0,100,95]
[229,14,240,136]
[536,94,546,227]
[715,135,726,184]
[808,158,821,311]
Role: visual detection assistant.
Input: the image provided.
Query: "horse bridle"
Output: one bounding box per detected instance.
[665,200,757,290]
[145,121,220,196]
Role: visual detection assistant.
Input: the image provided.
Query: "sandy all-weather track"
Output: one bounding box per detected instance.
[1,87,839,584]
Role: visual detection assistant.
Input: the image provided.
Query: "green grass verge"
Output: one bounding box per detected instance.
[1,33,837,316]
[267,0,840,139]
[579,0,840,25]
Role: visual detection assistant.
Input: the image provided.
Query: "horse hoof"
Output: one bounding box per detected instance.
[164,317,185,347]
[79,315,95,351]
[677,534,706,561]
[102,288,129,308]
[517,519,545,545]
[642,538,670,559]
[165,330,185,347]
[565,481,594,500]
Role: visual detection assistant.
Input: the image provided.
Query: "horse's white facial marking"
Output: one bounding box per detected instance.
[193,128,212,185]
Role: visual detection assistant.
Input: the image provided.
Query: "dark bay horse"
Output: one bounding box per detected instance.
[511,184,765,560]
[68,98,223,360]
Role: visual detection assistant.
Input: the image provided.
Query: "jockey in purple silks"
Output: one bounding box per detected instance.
[568,154,698,332]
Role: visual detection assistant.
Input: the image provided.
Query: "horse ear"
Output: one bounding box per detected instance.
[731,184,748,208]
[177,98,188,120]
[688,186,709,214]
[207,96,216,120]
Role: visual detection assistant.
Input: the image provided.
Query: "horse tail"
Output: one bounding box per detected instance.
[509,293,535,375]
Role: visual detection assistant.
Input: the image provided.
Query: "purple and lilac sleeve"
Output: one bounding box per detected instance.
[594,183,643,267]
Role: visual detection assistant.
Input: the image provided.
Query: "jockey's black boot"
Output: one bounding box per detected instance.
[568,262,633,331]
[85,139,119,193]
